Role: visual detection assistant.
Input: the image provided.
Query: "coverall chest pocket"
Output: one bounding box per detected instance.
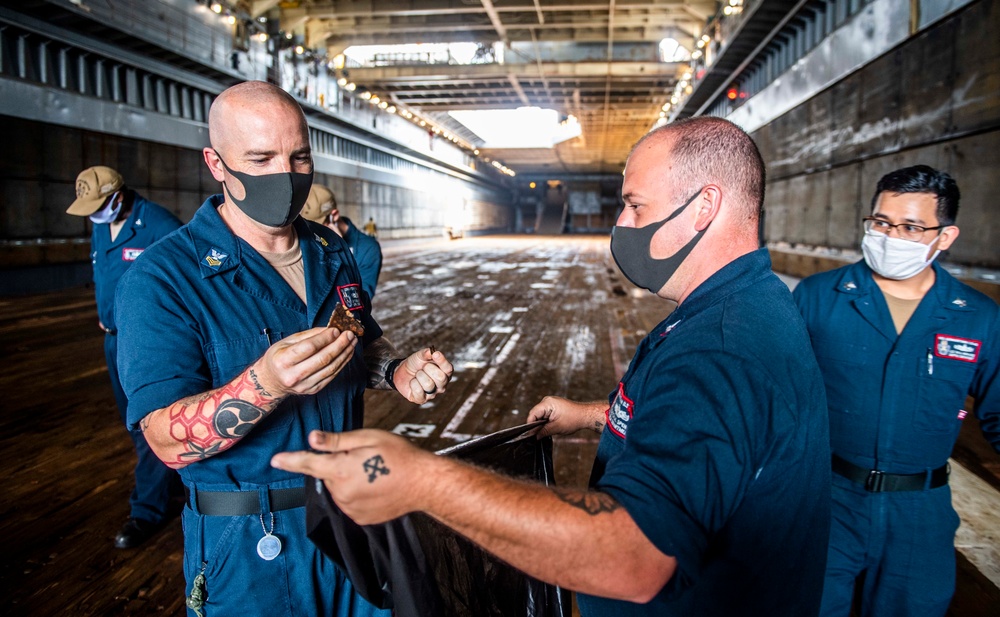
[914,355,975,433]
[207,332,294,435]
[811,336,868,415]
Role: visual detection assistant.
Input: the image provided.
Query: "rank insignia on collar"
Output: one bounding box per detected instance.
[952,298,967,307]
[203,247,229,269]
[314,233,329,247]
[842,281,857,291]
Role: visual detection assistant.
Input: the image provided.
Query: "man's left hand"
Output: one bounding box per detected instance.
[395,348,454,404]
[271,429,434,524]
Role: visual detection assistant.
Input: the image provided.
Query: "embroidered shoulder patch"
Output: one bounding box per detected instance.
[934,334,981,363]
[122,247,144,261]
[203,247,229,269]
[337,284,363,311]
[606,382,634,438]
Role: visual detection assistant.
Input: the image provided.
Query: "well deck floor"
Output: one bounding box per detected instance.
[2,236,997,615]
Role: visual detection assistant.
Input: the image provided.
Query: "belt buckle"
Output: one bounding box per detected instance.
[865,469,885,492]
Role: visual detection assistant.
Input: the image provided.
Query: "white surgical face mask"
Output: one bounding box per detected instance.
[861,229,940,280]
[89,192,122,224]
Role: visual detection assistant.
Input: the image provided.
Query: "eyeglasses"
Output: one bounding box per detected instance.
[862,217,945,242]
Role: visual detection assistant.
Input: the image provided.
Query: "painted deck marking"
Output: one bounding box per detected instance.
[391,423,435,438]
[441,333,521,441]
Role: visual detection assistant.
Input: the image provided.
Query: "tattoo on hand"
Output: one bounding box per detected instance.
[555,489,621,515]
[363,454,390,483]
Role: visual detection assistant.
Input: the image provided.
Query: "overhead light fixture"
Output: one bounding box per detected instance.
[256,32,268,42]
[210,3,223,14]
[378,101,388,109]
[226,15,236,25]
[386,106,396,114]
[345,83,356,91]
[337,77,348,86]
[360,91,372,99]
[294,45,305,55]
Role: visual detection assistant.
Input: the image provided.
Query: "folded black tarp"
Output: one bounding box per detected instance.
[305,421,571,617]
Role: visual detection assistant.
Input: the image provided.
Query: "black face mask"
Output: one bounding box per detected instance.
[610,188,706,294]
[216,153,313,227]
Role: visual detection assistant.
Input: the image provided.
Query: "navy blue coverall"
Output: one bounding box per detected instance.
[793,260,1000,617]
[339,217,382,299]
[116,196,389,617]
[93,192,182,525]
[579,249,832,616]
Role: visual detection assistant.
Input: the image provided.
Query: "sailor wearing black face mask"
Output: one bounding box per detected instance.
[793,165,999,617]
[271,117,831,617]
[114,81,454,617]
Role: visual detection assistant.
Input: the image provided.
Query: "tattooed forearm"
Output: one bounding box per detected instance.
[554,489,621,515]
[363,454,391,483]
[248,368,272,397]
[363,336,402,389]
[154,368,283,468]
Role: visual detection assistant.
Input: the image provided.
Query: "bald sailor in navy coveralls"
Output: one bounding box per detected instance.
[115,81,453,617]
[793,165,999,617]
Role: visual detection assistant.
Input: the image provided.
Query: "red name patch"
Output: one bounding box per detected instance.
[337,284,363,311]
[606,382,634,438]
[122,247,144,261]
[933,334,981,363]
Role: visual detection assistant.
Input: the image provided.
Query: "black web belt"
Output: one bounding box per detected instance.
[193,486,306,516]
[832,454,949,493]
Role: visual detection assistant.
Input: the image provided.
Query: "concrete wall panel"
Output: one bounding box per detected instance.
[828,74,862,167]
[763,180,789,242]
[951,0,1000,133]
[43,126,83,185]
[899,17,955,148]
[2,180,45,237]
[944,131,1000,267]
[827,165,863,249]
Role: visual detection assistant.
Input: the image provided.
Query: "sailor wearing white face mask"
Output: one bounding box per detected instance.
[793,165,999,617]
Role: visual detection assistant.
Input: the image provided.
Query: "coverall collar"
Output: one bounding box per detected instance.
[188,195,348,325]
[833,260,974,342]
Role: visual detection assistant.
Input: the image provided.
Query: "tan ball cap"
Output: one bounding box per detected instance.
[67,166,124,216]
[300,184,336,223]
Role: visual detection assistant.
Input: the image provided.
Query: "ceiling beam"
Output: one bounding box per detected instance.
[344,61,680,81]
[288,1,715,20]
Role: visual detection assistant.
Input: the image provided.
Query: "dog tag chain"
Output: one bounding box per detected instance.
[256,512,282,560]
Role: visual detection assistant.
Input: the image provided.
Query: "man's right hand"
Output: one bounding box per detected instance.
[527,396,608,437]
[254,326,358,397]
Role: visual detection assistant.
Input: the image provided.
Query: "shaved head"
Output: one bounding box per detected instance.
[208,81,308,159]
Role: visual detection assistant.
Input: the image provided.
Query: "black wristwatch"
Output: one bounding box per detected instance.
[385,358,405,391]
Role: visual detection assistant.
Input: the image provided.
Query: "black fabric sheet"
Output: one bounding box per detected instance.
[305,422,570,617]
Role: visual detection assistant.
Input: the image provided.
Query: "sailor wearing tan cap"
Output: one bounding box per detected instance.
[301,184,382,298]
[67,165,183,549]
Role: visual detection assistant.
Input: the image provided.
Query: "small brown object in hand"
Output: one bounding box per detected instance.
[327,303,365,336]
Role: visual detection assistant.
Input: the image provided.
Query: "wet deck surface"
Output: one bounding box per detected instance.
[2,235,997,615]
